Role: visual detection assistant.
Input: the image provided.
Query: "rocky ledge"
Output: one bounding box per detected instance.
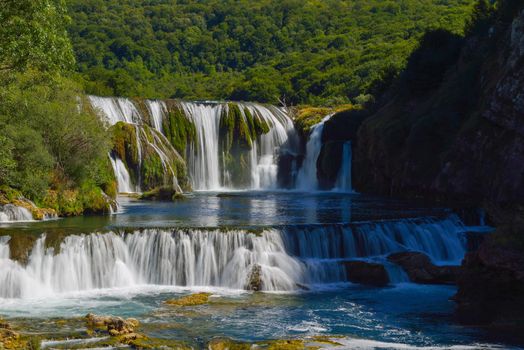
[454,235,524,328]
[388,252,460,285]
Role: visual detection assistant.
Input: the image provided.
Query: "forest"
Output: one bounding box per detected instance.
[68,0,474,105]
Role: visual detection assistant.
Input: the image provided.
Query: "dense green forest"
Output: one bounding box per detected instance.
[68,0,475,104]
[0,0,116,216]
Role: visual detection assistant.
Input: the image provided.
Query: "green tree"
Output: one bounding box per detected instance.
[0,0,75,72]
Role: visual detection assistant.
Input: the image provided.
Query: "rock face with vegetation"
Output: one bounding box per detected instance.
[351,2,524,205]
[110,121,190,193]
[219,104,271,187]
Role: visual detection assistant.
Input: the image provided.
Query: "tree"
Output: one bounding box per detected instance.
[0,0,75,72]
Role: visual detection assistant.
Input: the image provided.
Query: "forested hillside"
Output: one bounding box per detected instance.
[0,0,116,216]
[68,0,474,104]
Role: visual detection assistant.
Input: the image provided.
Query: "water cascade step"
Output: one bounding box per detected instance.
[89,97,296,191]
[0,215,466,298]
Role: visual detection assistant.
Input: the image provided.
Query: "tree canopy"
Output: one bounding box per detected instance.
[67,0,475,104]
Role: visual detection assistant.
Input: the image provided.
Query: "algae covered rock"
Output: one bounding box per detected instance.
[164,292,212,307]
[85,313,139,336]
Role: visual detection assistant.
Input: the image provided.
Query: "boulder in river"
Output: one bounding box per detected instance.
[85,313,139,336]
[343,261,390,287]
[388,252,460,284]
[245,264,262,291]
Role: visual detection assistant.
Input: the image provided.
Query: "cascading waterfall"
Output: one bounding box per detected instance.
[246,105,294,189]
[0,215,466,298]
[334,141,352,192]
[109,155,136,193]
[180,103,224,190]
[146,100,166,132]
[0,204,33,223]
[89,96,296,192]
[88,96,141,125]
[295,114,333,190]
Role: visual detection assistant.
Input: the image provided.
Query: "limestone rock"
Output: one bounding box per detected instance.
[85,313,139,336]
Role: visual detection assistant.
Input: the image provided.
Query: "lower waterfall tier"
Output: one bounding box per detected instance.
[0,215,466,298]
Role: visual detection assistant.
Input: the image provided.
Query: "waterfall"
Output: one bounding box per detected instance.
[0,204,34,223]
[181,103,224,190]
[109,155,136,193]
[146,100,166,132]
[88,96,141,125]
[247,105,295,189]
[0,215,466,298]
[334,141,352,192]
[296,115,333,190]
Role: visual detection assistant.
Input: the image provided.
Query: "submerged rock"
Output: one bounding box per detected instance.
[164,292,212,307]
[343,261,390,287]
[388,252,460,285]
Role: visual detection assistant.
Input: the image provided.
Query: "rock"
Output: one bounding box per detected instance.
[85,313,139,336]
[454,234,524,327]
[343,261,390,287]
[164,292,212,307]
[245,264,262,291]
[388,252,460,285]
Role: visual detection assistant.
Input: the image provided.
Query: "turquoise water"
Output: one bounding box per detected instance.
[0,192,517,349]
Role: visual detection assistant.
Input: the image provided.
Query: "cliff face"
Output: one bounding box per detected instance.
[353,10,524,205]
[345,7,524,329]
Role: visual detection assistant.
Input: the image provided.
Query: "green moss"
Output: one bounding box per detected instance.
[218,103,272,187]
[162,104,196,157]
[109,122,140,186]
[165,293,212,307]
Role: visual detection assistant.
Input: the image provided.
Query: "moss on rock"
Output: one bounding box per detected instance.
[164,293,212,307]
[162,103,196,158]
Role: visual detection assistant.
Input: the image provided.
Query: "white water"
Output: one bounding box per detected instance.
[0,216,466,299]
[296,114,333,190]
[89,97,295,191]
[88,96,141,125]
[181,102,224,190]
[146,100,166,132]
[0,204,34,223]
[334,141,352,192]
[109,155,136,193]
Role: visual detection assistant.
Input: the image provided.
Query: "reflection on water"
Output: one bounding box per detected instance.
[0,191,451,235]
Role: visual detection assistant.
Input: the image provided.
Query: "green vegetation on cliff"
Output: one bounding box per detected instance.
[0,0,116,216]
[67,0,474,104]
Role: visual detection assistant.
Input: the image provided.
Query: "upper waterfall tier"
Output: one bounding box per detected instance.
[89,97,296,191]
[0,215,466,298]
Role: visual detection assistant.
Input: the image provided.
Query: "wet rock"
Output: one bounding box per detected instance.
[164,292,212,307]
[0,320,33,350]
[387,252,460,284]
[85,313,139,336]
[454,234,524,327]
[245,264,262,291]
[343,261,390,287]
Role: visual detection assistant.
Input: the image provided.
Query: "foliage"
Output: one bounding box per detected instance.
[0,0,75,72]
[67,0,475,104]
[0,70,114,214]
